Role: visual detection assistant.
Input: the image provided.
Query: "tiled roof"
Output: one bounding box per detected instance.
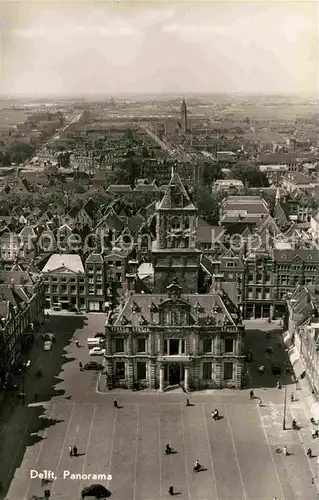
[273,249,319,262]
[157,171,196,210]
[107,185,132,192]
[42,254,84,273]
[114,292,238,327]
[86,253,103,264]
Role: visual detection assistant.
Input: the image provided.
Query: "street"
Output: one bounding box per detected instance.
[2,315,319,500]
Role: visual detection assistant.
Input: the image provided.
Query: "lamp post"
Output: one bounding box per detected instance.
[311,476,319,500]
[282,385,287,430]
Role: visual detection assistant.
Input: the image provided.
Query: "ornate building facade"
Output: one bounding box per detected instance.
[104,172,244,390]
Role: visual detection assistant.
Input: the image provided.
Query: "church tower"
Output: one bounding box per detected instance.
[181,98,188,133]
[152,169,200,293]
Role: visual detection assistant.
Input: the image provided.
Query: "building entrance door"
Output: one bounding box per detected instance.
[168,363,183,385]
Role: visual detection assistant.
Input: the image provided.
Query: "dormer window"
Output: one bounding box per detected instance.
[139,315,148,325]
[149,302,158,313]
[131,301,140,313]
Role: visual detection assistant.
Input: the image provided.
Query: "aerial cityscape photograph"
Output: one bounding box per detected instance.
[0,0,318,499]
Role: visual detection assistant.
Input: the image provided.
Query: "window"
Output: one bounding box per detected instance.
[265,274,271,284]
[247,287,253,299]
[223,362,234,380]
[116,273,122,282]
[226,262,234,267]
[96,287,103,296]
[115,338,125,352]
[279,275,289,285]
[203,338,212,353]
[171,217,181,229]
[203,362,212,380]
[116,261,121,268]
[292,276,299,285]
[256,288,262,299]
[256,274,263,284]
[137,338,146,352]
[115,362,125,379]
[265,287,270,299]
[137,362,146,380]
[248,274,254,283]
[224,338,234,353]
[89,286,95,294]
[89,277,94,284]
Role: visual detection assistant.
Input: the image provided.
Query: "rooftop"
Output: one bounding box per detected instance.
[42,254,84,274]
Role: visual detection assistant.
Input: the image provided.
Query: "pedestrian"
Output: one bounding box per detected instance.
[290,393,294,402]
[79,361,83,371]
[250,390,254,399]
[73,445,78,457]
[186,398,190,406]
[75,339,79,347]
[312,428,317,439]
[258,398,262,407]
[168,485,174,495]
[69,445,73,457]
[113,400,118,408]
[283,446,287,456]
[44,490,50,498]
[307,448,312,457]
[276,381,282,389]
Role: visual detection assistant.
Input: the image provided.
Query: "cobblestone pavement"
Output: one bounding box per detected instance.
[2,315,319,500]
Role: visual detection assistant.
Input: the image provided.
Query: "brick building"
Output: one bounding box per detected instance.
[42,254,86,311]
[0,270,44,382]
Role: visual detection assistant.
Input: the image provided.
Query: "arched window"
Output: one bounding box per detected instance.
[171,217,181,230]
[184,218,190,229]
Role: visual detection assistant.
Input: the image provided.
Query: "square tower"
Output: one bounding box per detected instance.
[152,169,200,293]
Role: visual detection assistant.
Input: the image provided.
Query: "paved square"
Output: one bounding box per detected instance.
[7,397,318,500]
[4,315,319,500]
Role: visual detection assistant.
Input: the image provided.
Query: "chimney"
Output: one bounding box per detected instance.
[212,274,224,293]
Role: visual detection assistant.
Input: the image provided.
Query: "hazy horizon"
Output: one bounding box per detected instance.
[2,1,318,97]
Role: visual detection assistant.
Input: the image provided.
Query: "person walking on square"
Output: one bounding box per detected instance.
[69,445,73,457]
[168,485,174,495]
[79,361,83,371]
[290,393,294,402]
[113,400,118,408]
[250,390,254,399]
[73,445,78,457]
[283,446,287,456]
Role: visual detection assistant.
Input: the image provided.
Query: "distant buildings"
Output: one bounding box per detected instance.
[219,195,270,234]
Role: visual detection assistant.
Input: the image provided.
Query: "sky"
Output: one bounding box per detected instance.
[1,0,318,96]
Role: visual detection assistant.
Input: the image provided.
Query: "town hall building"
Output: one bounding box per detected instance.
[104,171,245,390]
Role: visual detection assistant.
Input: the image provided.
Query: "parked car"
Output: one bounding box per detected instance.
[94,332,106,338]
[83,361,104,371]
[52,303,62,311]
[271,364,282,375]
[89,347,106,356]
[81,484,111,498]
[43,333,55,342]
[44,340,52,351]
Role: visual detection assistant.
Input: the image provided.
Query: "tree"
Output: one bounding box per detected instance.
[201,162,224,187]
[192,187,220,225]
[231,163,269,187]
